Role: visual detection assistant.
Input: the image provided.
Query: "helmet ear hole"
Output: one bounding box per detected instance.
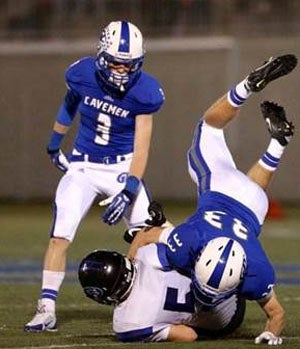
[205,259,211,266]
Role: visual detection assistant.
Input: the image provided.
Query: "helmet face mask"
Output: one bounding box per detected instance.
[192,237,246,307]
[191,274,236,308]
[78,250,136,306]
[96,21,145,93]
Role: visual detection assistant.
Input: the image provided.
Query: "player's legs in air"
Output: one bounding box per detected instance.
[204,54,297,129]
[188,54,296,224]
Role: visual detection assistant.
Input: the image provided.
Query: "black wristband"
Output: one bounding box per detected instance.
[47,147,59,155]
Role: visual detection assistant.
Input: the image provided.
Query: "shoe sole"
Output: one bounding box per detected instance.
[24,323,57,333]
[250,54,297,91]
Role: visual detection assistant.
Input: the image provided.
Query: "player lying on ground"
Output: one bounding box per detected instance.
[127,54,297,345]
[78,245,246,342]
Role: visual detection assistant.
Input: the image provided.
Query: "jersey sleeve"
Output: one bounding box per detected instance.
[136,244,171,271]
[240,258,275,300]
[165,223,200,275]
[65,57,92,93]
[65,59,81,92]
[130,73,165,114]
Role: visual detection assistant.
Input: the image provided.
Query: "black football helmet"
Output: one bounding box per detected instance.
[78,250,136,305]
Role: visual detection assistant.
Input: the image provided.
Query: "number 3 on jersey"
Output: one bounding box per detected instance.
[203,210,248,240]
[95,112,111,145]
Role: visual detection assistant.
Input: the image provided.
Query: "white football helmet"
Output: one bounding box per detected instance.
[96,20,145,93]
[192,237,246,307]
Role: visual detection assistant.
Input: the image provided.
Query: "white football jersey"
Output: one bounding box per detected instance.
[113,244,194,342]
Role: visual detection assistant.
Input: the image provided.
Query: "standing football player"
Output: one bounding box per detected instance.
[127,54,297,345]
[24,20,165,332]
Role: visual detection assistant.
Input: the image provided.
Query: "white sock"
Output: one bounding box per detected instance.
[258,138,285,171]
[40,270,65,312]
[227,78,252,107]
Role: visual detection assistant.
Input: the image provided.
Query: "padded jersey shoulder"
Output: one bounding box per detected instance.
[240,253,275,300]
[65,57,96,88]
[127,71,165,114]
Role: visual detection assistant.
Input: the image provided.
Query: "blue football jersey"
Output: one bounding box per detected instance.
[64,57,165,156]
[160,192,275,301]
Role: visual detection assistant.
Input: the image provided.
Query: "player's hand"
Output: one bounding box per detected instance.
[100,191,132,225]
[47,148,69,172]
[254,331,283,345]
[100,175,140,225]
[145,201,167,226]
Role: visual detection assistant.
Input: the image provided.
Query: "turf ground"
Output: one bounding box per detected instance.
[1,202,300,349]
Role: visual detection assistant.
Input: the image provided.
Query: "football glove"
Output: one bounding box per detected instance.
[100,175,140,225]
[101,191,132,225]
[47,148,69,173]
[145,200,167,226]
[254,331,283,345]
[123,201,171,244]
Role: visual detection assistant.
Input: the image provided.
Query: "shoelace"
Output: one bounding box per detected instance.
[36,303,46,314]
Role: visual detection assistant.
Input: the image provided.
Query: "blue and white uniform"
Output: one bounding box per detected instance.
[51,57,164,241]
[113,244,241,342]
[66,57,163,157]
[158,120,275,301]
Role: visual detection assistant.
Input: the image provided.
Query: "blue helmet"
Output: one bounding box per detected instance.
[192,237,246,307]
[96,21,145,94]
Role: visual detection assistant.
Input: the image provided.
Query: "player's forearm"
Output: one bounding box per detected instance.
[128,151,149,179]
[259,292,285,336]
[127,227,162,260]
[264,307,285,335]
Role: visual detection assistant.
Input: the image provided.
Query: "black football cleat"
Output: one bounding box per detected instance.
[247,54,297,92]
[260,101,295,146]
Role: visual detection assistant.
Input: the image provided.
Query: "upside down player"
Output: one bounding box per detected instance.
[127,54,297,345]
[78,245,246,342]
[24,21,165,332]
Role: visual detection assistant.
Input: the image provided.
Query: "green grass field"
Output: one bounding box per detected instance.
[1,202,300,349]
